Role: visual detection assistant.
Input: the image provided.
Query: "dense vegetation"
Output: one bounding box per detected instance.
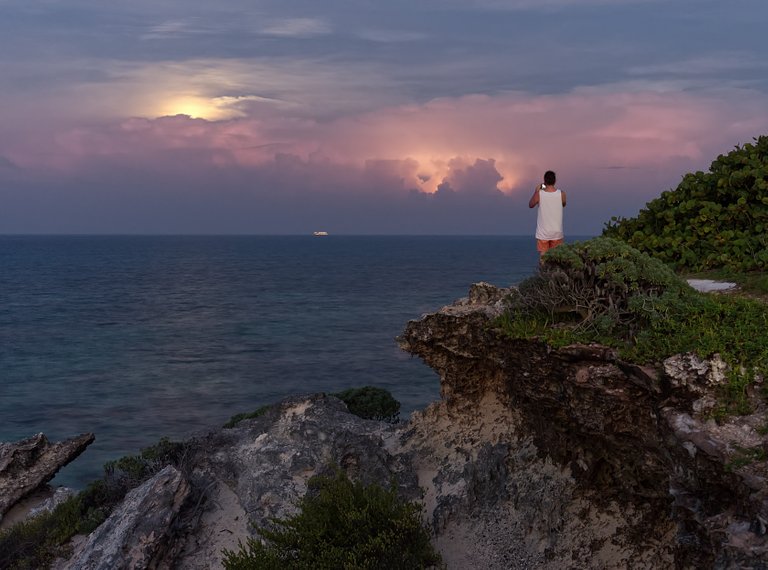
[333,386,401,423]
[499,238,768,415]
[222,469,442,570]
[0,437,187,569]
[603,136,768,271]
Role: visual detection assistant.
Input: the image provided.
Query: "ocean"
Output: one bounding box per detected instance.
[1,235,552,487]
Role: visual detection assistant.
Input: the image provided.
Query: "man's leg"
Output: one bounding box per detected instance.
[537,239,565,261]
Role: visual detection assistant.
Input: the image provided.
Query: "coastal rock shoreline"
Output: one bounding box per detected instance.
[0,432,94,528]
[3,283,767,568]
[399,282,768,568]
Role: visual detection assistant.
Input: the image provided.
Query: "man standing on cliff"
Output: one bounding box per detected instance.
[528,170,566,258]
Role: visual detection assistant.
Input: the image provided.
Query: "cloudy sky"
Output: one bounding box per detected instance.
[1,0,767,234]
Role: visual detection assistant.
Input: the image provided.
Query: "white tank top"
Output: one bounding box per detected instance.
[536,189,564,241]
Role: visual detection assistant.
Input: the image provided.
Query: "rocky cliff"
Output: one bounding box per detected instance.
[4,283,768,569]
[0,432,94,528]
[397,282,768,569]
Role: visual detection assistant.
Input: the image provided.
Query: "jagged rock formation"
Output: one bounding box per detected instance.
[0,432,94,524]
[168,394,420,568]
[8,283,768,569]
[398,282,768,568]
[60,465,192,570]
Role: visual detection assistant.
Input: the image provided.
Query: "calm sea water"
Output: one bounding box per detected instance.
[0,235,546,487]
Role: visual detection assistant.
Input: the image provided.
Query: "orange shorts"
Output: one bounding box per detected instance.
[536,238,564,253]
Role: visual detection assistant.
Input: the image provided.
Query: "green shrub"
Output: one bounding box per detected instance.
[499,238,768,416]
[224,405,273,428]
[603,135,768,271]
[333,387,401,423]
[104,436,186,488]
[0,497,79,569]
[0,484,114,570]
[505,237,693,342]
[222,470,442,570]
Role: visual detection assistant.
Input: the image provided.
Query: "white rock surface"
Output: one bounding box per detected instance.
[687,279,737,292]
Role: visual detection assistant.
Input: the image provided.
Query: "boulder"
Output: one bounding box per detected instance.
[61,465,191,570]
[170,393,420,568]
[0,432,94,523]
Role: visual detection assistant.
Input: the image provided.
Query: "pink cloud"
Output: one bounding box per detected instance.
[5,87,768,206]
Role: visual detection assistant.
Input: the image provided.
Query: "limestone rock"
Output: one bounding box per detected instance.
[62,465,191,570]
[24,281,768,569]
[664,352,728,392]
[398,282,768,569]
[0,432,94,523]
[28,486,77,519]
[171,393,420,568]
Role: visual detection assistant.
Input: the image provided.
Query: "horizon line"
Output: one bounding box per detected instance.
[0,233,600,238]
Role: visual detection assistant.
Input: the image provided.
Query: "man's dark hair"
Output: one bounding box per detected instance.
[544,171,556,186]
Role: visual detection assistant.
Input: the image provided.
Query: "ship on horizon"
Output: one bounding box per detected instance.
[313,231,329,236]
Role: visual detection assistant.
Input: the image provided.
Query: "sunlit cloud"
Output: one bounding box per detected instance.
[0,56,407,131]
[2,0,767,234]
[154,94,288,120]
[7,88,768,202]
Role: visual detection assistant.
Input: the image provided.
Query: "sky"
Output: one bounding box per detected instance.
[1,0,768,235]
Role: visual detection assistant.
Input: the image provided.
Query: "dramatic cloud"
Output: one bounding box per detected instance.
[8,87,766,180]
[1,0,767,234]
[3,84,767,234]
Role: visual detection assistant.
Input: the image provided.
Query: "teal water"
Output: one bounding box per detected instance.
[0,235,547,487]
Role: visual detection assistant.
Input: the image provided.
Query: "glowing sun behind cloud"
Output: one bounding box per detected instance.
[154,95,242,121]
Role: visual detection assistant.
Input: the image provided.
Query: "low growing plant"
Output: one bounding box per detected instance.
[0,495,87,569]
[333,386,401,423]
[0,436,188,569]
[499,238,768,416]
[222,469,442,570]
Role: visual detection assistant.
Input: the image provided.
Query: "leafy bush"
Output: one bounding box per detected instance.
[0,495,86,569]
[222,470,442,570]
[333,386,401,423]
[103,436,187,488]
[0,479,120,569]
[603,135,768,271]
[506,237,693,341]
[499,238,768,415]
[0,437,187,569]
